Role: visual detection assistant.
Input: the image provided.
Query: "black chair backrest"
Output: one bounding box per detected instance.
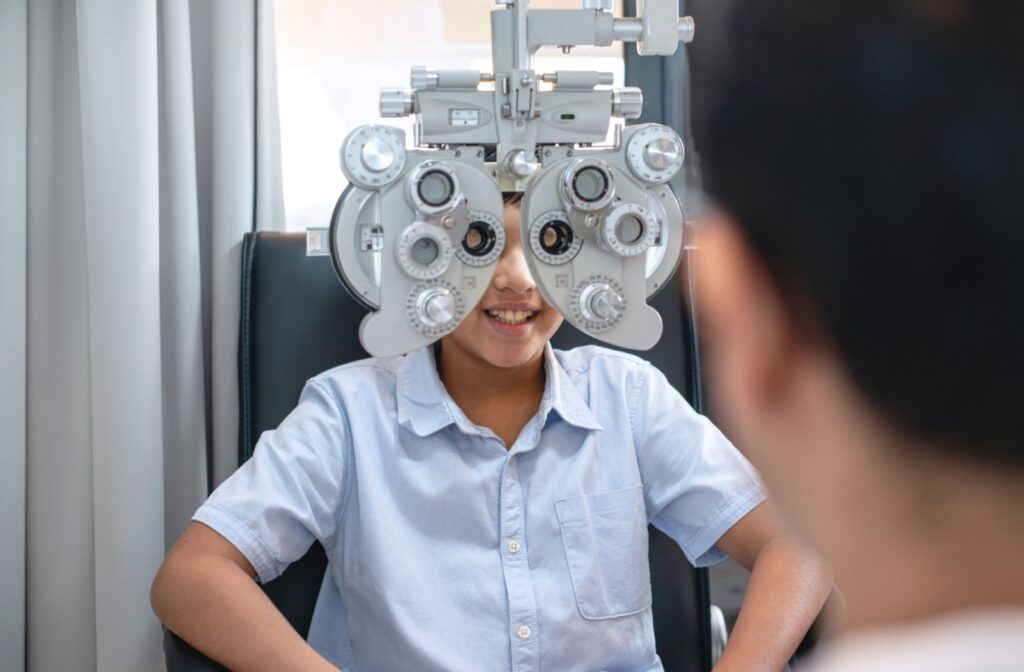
[166,231,711,671]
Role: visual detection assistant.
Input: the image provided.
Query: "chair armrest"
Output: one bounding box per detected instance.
[163,627,229,672]
[710,604,728,665]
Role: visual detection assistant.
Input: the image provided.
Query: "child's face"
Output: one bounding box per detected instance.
[443,203,563,369]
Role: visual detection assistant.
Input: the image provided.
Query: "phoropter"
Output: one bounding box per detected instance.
[327,0,695,356]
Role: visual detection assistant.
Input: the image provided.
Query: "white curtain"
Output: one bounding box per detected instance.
[0,0,29,670]
[0,0,285,670]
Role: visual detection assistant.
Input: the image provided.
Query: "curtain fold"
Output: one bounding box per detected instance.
[74,1,166,669]
[195,0,285,488]
[0,0,28,669]
[257,0,287,234]
[159,0,209,550]
[15,0,285,669]
[207,0,256,489]
[27,1,99,667]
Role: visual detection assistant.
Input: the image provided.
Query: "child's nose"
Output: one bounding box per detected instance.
[492,243,535,295]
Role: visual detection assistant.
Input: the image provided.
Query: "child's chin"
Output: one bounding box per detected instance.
[483,345,540,369]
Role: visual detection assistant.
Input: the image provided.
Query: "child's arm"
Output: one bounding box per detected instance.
[152,522,339,672]
[629,361,832,668]
[711,501,834,672]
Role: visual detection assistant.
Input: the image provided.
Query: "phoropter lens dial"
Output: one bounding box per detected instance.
[626,125,685,185]
[561,159,616,212]
[456,211,505,267]
[417,170,455,207]
[396,222,454,279]
[573,167,609,203]
[570,275,627,332]
[529,211,583,265]
[407,161,463,216]
[540,221,574,256]
[340,125,407,189]
[405,279,466,337]
[601,203,659,257]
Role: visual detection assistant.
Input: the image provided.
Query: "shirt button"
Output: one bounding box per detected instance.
[517,625,532,640]
[507,539,521,554]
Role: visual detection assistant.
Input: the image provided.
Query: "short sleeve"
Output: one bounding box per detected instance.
[631,364,768,567]
[193,379,351,583]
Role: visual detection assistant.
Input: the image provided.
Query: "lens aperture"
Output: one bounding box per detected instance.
[573,167,609,203]
[616,215,644,245]
[411,237,440,265]
[539,220,574,256]
[417,170,455,207]
[561,159,615,212]
[462,221,497,257]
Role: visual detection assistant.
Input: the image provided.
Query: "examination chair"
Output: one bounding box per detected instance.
[164,231,718,672]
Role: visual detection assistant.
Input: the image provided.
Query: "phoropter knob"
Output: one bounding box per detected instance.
[410,66,439,91]
[379,89,415,118]
[361,137,395,173]
[626,125,685,184]
[611,88,643,119]
[590,288,625,320]
[340,124,407,189]
[578,282,625,324]
[416,287,457,328]
[502,149,540,180]
[644,137,681,172]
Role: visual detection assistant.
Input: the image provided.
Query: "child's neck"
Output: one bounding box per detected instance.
[435,342,546,449]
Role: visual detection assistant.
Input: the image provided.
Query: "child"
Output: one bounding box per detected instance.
[152,194,832,671]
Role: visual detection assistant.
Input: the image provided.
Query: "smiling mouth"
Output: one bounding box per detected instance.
[486,309,538,326]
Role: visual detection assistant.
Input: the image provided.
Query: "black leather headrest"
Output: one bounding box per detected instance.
[238,232,371,463]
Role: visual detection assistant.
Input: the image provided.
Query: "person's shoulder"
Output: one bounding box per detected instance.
[554,344,653,381]
[306,353,405,401]
[805,609,1024,672]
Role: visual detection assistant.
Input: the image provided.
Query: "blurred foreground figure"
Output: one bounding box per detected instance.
[698,2,1024,670]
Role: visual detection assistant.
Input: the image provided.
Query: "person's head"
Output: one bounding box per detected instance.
[441,192,563,369]
[698,0,1024,612]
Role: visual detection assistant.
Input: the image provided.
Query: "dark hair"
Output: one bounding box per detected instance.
[704,2,1024,466]
[503,191,525,206]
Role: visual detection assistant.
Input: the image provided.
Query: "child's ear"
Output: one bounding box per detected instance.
[694,213,805,426]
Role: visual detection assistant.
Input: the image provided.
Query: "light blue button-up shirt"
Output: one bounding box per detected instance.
[194,344,767,671]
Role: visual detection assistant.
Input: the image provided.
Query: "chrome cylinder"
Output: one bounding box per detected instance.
[611,87,643,120]
[379,89,414,118]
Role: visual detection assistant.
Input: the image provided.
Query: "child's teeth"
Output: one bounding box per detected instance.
[488,309,533,325]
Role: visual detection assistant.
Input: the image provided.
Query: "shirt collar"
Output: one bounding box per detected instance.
[396,345,459,437]
[396,343,603,438]
[539,343,604,432]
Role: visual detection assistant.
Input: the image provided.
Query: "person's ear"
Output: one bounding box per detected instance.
[694,213,803,423]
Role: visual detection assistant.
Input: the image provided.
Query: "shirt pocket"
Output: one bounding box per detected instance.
[555,484,652,620]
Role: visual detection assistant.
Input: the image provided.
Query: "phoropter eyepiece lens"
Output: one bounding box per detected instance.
[417,170,455,207]
[561,159,615,212]
[410,237,440,265]
[462,221,497,257]
[539,220,574,256]
[572,166,610,203]
[616,215,644,245]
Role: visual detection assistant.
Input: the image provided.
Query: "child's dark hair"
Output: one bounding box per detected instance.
[503,191,525,206]
[704,1,1024,467]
